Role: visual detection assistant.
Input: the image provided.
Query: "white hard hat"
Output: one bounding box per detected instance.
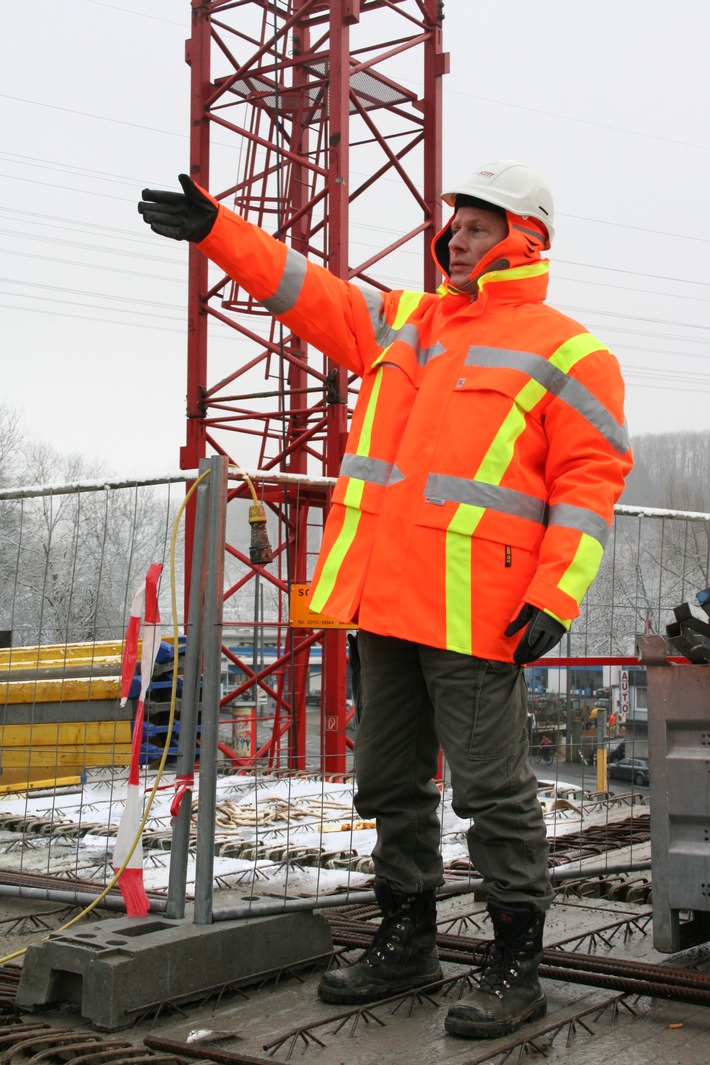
[442,160,555,242]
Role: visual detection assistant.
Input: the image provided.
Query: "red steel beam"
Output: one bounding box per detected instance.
[183,0,446,774]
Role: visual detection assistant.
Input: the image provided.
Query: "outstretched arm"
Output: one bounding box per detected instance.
[138,175,389,378]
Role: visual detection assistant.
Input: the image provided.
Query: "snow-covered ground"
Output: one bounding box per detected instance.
[0,767,647,901]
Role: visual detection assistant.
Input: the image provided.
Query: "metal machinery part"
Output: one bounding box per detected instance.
[639,634,710,951]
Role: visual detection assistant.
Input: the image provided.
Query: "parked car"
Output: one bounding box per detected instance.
[608,757,649,786]
[608,741,626,763]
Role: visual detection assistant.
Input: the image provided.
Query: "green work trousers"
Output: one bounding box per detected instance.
[352,630,553,912]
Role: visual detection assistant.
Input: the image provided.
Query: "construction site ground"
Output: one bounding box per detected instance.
[1,825,709,1065]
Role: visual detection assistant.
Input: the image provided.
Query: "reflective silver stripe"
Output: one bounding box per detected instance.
[464,345,631,456]
[418,341,446,366]
[261,247,308,315]
[394,322,420,352]
[355,286,445,366]
[352,281,389,344]
[341,453,405,486]
[425,474,547,524]
[512,224,544,241]
[378,327,447,368]
[548,503,610,547]
[465,345,562,389]
[374,323,422,364]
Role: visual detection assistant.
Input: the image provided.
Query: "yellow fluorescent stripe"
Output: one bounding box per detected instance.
[392,291,423,328]
[356,367,384,456]
[513,378,547,414]
[310,501,363,613]
[476,402,525,484]
[372,292,424,366]
[442,329,604,650]
[479,261,548,289]
[445,387,539,649]
[445,505,485,653]
[472,379,545,487]
[473,333,602,490]
[550,332,604,374]
[343,478,365,508]
[558,533,604,606]
[444,377,548,648]
[314,295,427,615]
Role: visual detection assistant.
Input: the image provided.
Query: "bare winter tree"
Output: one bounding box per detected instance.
[576,431,710,655]
[0,421,181,646]
[0,405,26,635]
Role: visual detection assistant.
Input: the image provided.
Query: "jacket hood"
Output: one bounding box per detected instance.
[432,210,549,294]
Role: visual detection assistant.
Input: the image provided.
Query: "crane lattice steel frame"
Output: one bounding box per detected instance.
[183,0,446,774]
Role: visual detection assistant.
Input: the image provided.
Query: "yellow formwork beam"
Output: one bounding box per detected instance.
[0,636,177,674]
[0,773,84,794]
[0,677,122,704]
[0,640,126,671]
[0,745,133,768]
[1,721,131,747]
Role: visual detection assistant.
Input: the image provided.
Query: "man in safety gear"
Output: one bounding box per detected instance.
[139,160,632,1040]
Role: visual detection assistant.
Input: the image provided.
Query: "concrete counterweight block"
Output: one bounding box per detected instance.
[639,634,710,953]
[16,910,333,1031]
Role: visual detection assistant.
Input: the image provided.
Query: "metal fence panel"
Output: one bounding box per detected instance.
[0,479,707,919]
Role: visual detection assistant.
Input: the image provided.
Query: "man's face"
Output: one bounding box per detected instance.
[447,206,508,289]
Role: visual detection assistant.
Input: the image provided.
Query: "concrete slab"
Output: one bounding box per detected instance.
[2,884,710,1064]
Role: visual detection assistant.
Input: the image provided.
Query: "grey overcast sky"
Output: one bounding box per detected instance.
[2,1,709,478]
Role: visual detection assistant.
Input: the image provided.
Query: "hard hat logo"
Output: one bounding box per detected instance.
[442,160,555,244]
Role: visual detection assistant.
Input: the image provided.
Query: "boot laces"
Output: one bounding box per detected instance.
[366,908,414,966]
[478,941,519,999]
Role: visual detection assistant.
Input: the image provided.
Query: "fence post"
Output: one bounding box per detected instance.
[193,456,228,925]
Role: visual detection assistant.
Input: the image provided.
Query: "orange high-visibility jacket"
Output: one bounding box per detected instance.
[199,205,633,662]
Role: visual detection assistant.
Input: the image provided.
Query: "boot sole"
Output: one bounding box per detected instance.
[318,968,444,1006]
[445,997,547,1039]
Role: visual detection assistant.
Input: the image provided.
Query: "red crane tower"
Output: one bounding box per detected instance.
[182,0,447,775]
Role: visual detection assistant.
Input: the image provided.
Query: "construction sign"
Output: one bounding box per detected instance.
[289,584,357,630]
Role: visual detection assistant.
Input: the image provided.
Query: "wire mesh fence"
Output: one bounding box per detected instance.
[0,476,708,918]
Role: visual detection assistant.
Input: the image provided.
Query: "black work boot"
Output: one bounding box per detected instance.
[317,878,443,1004]
[445,899,546,1039]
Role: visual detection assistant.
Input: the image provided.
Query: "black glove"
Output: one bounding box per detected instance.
[138,173,217,242]
[505,603,566,666]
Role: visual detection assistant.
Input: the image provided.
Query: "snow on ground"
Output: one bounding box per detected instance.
[0,768,647,899]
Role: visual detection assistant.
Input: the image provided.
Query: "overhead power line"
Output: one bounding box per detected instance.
[444,86,709,153]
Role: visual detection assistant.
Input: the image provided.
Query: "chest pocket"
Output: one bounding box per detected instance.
[453,364,546,420]
[414,362,549,551]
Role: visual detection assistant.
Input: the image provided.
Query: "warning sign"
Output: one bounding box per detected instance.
[289,584,357,630]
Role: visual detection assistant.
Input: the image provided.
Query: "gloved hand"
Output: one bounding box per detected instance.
[505,604,566,666]
[138,174,217,242]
